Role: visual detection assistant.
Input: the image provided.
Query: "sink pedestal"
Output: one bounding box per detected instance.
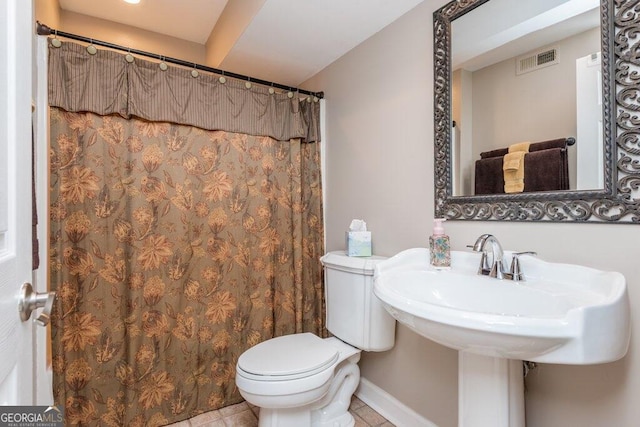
[459,352,524,427]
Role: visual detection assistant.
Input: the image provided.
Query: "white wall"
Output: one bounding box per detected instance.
[304,2,459,425]
[470,28,599,155]
[304,1,640,426]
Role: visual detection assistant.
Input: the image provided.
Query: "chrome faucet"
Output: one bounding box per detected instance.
[471,234,507,279]
[470,234,537,281]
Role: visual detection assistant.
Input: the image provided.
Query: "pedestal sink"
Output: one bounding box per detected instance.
[373,248,630,427]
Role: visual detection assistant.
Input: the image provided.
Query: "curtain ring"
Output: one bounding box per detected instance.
[86,39,97,55]
[159,55,168,71]
[245,77,252,89]
[191,64,199,78]
[51,30,62,48]
[125,48,134,63]
[219,71,226,84]
[268,83,275,95]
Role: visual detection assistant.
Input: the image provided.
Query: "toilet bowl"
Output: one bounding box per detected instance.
[235,252,396,427]
[236,333,361,427]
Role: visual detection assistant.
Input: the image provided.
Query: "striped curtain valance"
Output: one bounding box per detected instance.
[47,41,321,143]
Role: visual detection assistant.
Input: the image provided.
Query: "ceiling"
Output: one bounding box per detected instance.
[452,0,600,71]
[58,0,426,86]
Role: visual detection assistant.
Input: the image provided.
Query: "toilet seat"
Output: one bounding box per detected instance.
[237,333,339,381]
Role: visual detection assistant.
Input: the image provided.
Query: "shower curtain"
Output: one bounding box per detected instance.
[47,41,324,426]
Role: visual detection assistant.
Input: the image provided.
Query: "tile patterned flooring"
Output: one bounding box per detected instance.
[166,396,395,427]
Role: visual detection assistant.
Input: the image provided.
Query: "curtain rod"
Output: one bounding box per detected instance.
[36,22,324,99]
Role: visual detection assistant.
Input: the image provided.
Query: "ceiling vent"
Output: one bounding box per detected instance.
[516,47,559,75]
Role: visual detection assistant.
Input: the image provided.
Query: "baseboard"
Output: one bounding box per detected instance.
[355,378,438,427]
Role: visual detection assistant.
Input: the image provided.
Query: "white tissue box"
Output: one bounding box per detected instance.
[346,231,372,257]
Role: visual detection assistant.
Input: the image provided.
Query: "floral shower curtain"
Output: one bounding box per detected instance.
[47,41,324,426]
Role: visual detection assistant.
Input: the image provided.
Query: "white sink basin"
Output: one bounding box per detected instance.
[373,248,630,364]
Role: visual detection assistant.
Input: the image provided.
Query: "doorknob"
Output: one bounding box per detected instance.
[18,283,56,326]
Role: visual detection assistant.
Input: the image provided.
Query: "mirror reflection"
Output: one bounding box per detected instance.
[450,0,602,196]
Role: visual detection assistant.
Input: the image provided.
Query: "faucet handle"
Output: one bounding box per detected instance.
[510,252,537,282]
[512,251,537,258]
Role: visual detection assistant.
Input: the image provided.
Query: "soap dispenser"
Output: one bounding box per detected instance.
[429,218,451,268]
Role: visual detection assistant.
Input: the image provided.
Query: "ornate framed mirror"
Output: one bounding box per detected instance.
[434,0,640,222]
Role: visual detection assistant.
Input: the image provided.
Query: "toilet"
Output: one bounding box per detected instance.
[235,251,396,427]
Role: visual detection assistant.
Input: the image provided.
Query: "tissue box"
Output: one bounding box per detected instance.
[346,231,372,257]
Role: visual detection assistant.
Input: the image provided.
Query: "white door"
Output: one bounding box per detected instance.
[576,52,604,190]
[0,0,36,405]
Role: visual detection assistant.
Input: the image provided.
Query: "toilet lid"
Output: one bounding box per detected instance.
[238,333,339,379]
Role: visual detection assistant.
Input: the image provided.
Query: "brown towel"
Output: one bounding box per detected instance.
[475,147,569,195]
[523,148,568,192]
[528,138,567,152]
[480,138,568,159]
[475,157,505,195]
[480,147,509,159]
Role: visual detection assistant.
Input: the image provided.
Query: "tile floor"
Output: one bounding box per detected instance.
[166,396,395,427]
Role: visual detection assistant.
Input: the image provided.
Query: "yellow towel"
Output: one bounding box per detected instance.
[503,151,526,193]
[503,141,530,193]
[508,141,531,153]
[503,154,521,171]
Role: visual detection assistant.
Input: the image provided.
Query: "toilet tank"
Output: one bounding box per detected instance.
[320,251,396,352]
